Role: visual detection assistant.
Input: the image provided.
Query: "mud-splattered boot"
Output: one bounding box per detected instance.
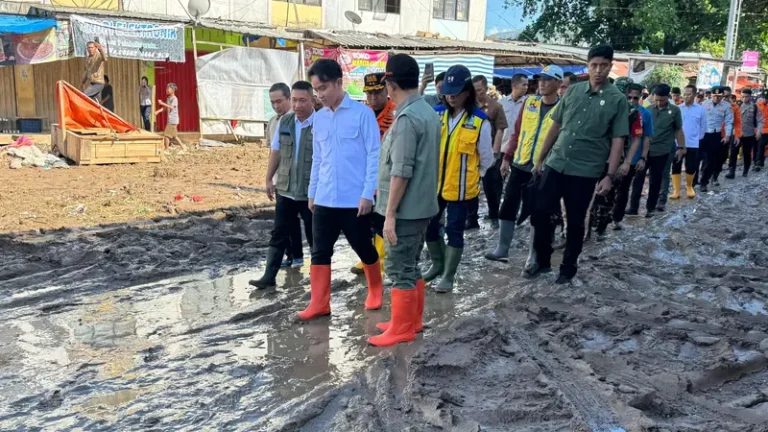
[297,265,331,320]
[484,219,515,262]
[423,241,445,282]
[685,174,696,198]
[249,246,282,289]
[377,278,425,333]
[367,288,417,347]
[669,174,682,199]
[363,260,383,310]
[435,246,462,293]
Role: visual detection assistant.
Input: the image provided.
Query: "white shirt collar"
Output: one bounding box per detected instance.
[296,110,315,128]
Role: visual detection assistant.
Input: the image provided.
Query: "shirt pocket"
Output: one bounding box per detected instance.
[457,136,476,155]
[314,129,331,158]
[338,127,361,154]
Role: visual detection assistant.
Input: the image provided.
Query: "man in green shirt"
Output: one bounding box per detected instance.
[527,45,629,284]
[628,84,686,218]
[369,54,441,348]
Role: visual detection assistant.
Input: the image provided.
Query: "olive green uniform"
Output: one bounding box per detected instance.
[375,94,441,288]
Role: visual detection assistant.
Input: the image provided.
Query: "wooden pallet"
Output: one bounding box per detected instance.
[52,124,163,165]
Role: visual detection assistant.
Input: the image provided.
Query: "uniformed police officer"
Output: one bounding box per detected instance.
[699,86,734,192]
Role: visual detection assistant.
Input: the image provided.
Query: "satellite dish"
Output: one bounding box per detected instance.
[187,0,211,20]
[345,10,363,25]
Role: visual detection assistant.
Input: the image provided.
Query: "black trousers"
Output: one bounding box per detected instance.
[729,136,756,174]
[700,132,724,186]
[714,136,731,179]
[755,135,768,167]
[311,205,378,266]
[468,158,503,222]
[271,195,313,257]
[629,153,669,213]
[612,165,636,223]
[672,148,699,175]
[498,166,532,222]
[532,167,598,275]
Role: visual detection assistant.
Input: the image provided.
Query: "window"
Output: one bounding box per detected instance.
[433,0,468,21]
[359,0,401,14]
[275,0,322,4]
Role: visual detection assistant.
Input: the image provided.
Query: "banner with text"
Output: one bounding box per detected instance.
[742,51,759,73]
[304,47,388,100]
[70,15,185,62]
[696,60,724,90]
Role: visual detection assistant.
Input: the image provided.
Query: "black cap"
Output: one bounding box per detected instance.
[711,86,724,95]
[363,73,386,92]
[382,54,420,84]
[722,86,732,93]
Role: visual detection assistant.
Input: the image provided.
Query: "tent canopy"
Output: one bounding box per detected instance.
[494,65,587,79]
[0,14,57,34]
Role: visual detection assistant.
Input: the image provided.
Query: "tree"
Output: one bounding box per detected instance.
[642,65,688,90]
[507,0,768,62]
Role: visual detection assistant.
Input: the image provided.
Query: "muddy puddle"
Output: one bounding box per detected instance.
[2,174,768,431]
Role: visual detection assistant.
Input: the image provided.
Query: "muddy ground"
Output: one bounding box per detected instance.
[0,143,272,234]
[2,169,768,432]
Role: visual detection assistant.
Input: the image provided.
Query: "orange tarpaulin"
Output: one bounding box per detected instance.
[55,80,137,133]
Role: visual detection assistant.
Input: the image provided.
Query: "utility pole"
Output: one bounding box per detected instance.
[721,0,743,86]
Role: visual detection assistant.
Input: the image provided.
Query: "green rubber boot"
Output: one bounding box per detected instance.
[435,246,463,293]
[423,241,445,282]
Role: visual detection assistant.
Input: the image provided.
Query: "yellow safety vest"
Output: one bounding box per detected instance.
[435,106,485,201]
[514,96,560,167]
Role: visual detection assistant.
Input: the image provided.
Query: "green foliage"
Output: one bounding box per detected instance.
[508,0,768,64]
[642,65,688,90]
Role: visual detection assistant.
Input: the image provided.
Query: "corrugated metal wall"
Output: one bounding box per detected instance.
[154,50,202,132]
[33,57,142,130]
[0,67,17,121]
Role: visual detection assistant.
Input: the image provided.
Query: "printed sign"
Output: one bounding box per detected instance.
[696,60,723,89]
[304,47,388,100]
[70,14,184,62]
[0,28,58,66]
[742,51,759,73]
[56,20,74,60]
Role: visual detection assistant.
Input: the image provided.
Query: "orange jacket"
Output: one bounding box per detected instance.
[759,101,768,134]
[375,100,396,138]
[723,102,742,139]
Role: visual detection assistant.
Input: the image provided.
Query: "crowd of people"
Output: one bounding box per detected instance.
[250,44,768,348]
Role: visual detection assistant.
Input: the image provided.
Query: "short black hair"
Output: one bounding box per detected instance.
[671,87,681,95]
[587,45,614,62]
[269,82,290,98]
[705,90,712,96]
[563,71,576,78]
[141,76,148,83]
[435,72,446,84]
[742,88,753,95]
[627,83,643,94]
[308,59,343,83]
[511,73,528,86]
[654,83,671,97]
[472,75,488,87]
[292,80,313,93]
[722,86,732,93]
[104,75,110,83]
[685,84,697,93]
[649,85,658,95]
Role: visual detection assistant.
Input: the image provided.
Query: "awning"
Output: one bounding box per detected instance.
[494,65,587,79]
[0,14,56,34]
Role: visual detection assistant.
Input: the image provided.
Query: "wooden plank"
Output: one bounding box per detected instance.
[59,129,162,165]
[0,66,16,121]
[14,65,36,118]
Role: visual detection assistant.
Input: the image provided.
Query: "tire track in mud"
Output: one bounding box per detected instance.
[3,174,768,431]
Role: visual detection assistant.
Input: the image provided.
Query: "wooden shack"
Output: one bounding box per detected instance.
[52,80,163,165]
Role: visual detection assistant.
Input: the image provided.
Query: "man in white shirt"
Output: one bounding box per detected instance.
[499,74,529,157]
[299,59,382,321]
[671,84,706,199]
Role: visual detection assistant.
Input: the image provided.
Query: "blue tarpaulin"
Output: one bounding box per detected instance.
[0,14,57,35]
[494,65,587,79]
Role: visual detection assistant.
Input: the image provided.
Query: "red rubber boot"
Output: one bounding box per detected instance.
[297,265,331,320]
[368,288,417,347]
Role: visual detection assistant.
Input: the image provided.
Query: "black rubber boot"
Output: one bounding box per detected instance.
[725,168,735,179]
[249,246,282,289]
